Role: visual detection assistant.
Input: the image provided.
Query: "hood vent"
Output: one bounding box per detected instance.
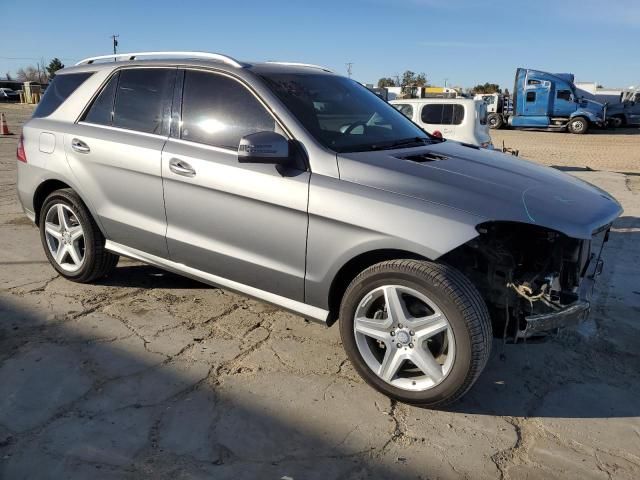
[398,152,449,163]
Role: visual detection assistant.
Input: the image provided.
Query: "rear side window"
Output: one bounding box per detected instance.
[421,104,464,125]
[557,90,572,101]
[82,69,175,135]
[180,70,275,149]
[33,72,93,118]
[83,72,119,125]
[526,91,536,102]
[112,69,175,134]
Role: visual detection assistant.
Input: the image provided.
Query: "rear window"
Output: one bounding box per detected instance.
[32,72,93,118]
[421,104,464,125]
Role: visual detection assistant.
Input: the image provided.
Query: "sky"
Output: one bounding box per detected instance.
[1,0,639,90]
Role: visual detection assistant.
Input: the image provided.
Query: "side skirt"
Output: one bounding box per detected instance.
[104,240,329,324]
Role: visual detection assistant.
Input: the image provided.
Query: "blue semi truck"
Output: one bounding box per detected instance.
[480,68,606,134]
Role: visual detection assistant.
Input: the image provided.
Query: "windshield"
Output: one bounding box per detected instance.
[258,72,433,152]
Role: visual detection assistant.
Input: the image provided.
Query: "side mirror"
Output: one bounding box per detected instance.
[238,131,290,164]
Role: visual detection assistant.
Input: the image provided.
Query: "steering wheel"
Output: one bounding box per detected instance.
[342,120,368,135]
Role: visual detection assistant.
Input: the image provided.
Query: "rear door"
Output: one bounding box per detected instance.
[161,69,309,301]
[419,103,463,140]
[65,67,176,257]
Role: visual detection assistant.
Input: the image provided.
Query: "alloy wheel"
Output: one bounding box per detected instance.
[353,285,455,392]
[44,203,86,273]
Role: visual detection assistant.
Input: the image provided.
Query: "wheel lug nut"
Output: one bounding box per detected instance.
[410,331,415,336]
[396,343,402,348]
[409,343,414,348]
[398,324,403,328]
[390,331,395,336]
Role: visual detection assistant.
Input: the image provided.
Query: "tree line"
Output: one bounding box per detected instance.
[377,73,502,95]
[4,58,65,83]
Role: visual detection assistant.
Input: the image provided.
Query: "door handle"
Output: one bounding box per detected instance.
[71,138,90,153]
[169,158,196,177]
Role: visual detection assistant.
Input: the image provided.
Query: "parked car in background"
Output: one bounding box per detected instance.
[390,98,493,148]
[0,87,20,102]
[17,52,622,407]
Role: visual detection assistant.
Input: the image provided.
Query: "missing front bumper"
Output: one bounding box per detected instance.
[517,255,604,339]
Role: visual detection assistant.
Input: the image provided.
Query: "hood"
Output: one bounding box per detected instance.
[337,141,622,239]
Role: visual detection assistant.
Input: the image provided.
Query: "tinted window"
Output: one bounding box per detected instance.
[452,104,464,124]
[421,104,444,124]
[421,104,464,125]
[181,71,275,149]
[112,69,175,134]
[394,104,413,118]
[83,72,119,125]
[557,90,572,101]
[258,72,431,153]
[527,79,542,85]
[33,72,93,118]
[526,91,536,102]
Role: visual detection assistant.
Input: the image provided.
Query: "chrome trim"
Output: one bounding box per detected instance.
[77,122,169,140]
[264,61,332,73]
[76,51,245,68]
[104,240,329,323]
[168,137,236,155]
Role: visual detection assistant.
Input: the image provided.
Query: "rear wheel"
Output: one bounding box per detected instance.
[40,189,119,283]
[339,260,492,407]
[568,116,589,134]
[487,113,503,129]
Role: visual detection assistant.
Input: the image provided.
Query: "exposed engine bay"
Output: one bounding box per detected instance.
[443,221,608,340]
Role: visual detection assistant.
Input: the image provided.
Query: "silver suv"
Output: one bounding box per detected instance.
[16,52,622,406]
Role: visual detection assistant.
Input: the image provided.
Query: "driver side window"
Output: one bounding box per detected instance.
[180,71,275,150]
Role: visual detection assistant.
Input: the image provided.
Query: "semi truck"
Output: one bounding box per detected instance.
[476,68,606,134]
[606,86,640,127]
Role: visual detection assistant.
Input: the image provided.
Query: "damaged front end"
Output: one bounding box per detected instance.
[443,221,610,340]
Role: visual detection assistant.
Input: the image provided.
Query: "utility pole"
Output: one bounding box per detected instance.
[444,78,449,88]
[111,34,119,55]
[346,62,353,78]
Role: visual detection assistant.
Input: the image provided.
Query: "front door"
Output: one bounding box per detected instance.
[161,69,309,301]
[65,67,176,257]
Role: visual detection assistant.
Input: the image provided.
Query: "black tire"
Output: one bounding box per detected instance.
[611,115,625,128]
[487,113,503,129]
[567,116,589,134]
[39,189,119,283]
[339,260,492,407]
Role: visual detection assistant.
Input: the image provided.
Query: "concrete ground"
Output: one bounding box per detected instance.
[1,104,639,479]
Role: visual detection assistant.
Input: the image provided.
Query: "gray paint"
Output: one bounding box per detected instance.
[16,56,623,320]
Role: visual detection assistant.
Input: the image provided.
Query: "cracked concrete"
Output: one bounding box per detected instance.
[1,104,639,478]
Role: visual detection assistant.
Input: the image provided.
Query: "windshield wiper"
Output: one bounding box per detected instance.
[370,137,432,151]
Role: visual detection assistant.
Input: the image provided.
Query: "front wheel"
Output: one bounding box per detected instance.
[339,260,492,407]
[567,116,589,134]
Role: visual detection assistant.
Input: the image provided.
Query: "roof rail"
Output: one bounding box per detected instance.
[75,51,245,68]
[264,61,333,73]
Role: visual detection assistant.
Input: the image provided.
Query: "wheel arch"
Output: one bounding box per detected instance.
[32,178,106,236]
[326,248,429,326]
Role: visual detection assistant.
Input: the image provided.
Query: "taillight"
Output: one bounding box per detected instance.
[17,134,27,163]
